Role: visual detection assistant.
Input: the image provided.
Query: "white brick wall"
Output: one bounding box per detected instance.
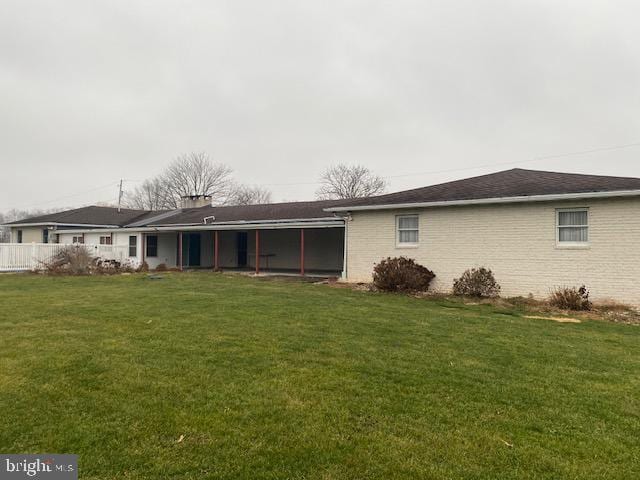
[345,197,640,305]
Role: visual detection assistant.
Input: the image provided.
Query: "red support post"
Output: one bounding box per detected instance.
[178,232,183,271]
[300,228,305,276]
[255,230,260,275]
[214,231,219,271]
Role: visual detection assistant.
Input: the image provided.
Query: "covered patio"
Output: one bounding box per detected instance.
[141,224,345,277]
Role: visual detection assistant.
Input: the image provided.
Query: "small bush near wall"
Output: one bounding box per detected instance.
[549,286,592,311]
[373,257,435,293]
[42,246,135,275]
[155,263,168,272]
[453,267,501,298]
[137,261,149,273]
[43,246,95,275]
[95,259,134,274]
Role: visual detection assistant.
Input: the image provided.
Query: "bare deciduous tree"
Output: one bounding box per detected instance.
[316,164,386,200]
[124,152,234,209]
[124,178,172,210]
[226,185,273,206]
[163,152,234,207]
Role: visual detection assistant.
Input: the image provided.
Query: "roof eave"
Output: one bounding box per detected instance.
[324,189,640,212]
[1,222,120,228]
[149,216,340,227]
[55,217,345,234]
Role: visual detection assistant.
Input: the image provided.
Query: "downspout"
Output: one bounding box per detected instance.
[336,213,351,281]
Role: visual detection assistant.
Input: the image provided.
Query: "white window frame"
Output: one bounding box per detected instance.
[129,235,138,257]
[396,214,420,247]
[556,208,589,247]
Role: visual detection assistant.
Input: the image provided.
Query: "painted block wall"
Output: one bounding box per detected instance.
[345,197,640,305]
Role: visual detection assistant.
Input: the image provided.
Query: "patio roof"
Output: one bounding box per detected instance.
[144,200,346,226]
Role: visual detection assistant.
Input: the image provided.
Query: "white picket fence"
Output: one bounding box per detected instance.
[0,243,130,272]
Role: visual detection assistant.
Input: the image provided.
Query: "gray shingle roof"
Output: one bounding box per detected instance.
[148,200,344,226]
[7,169,640,228]
[328,168,640,209]
[4,206,158,226]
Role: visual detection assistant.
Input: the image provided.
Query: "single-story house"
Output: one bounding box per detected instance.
[4,199,347,275]
[4,168,640,305]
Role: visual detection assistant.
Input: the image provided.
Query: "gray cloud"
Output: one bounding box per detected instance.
[1,0,639,211]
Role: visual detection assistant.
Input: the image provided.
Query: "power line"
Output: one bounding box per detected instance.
[385,141,640,180]
[6,181,121,210]
[113,140,640,189]
[5,140,640,211]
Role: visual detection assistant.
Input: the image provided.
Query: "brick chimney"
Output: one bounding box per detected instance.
[179,195,212,209]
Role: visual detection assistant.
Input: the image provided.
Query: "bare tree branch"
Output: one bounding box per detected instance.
[124,177,173,210]
[124,152,234,209]
[226,185,273,205]
[163,152,233,206]
[316,164,386,200]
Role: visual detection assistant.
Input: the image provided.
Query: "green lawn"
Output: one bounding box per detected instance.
[0,273,638,479]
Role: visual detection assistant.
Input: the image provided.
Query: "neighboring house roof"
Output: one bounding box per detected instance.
[4,206,158,227]
[326,168,640,211]
[148,200,345,226]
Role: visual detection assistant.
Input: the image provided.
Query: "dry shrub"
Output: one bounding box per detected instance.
[43,246,96,275]
[43,245,135,275]
[549,285,592,311]
[373,257,435,293]
[453,267,501,297]
[137,261,149,273]
[155,263,168,272]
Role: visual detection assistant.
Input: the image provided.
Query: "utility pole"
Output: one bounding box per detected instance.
[117,179,123,213]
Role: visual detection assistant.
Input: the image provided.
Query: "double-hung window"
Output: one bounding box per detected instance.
[557,209,588,246]
[129,236,137,257]
[42,229,49,244]
[72,235,84,244]
[396,215,419,246]
[99,235,112,245]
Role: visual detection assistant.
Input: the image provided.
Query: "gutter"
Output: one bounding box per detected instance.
[148,216,342,227]
[332,212,352,280]
[55,218,345,234]
[1,222,120,228]
[323,189,640,212]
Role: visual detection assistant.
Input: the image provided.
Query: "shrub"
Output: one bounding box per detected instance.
[43,246,96,275]
[155,263,168,272]
[94,259,124,275]
[137,261,149,273]
[452,267,501,297]
[549,285,592,311]
[372,257,435,293]
[42,246,137,275]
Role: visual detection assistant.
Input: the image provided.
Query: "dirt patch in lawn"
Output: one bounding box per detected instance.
[524,315,582,324]
[324,281,640,325]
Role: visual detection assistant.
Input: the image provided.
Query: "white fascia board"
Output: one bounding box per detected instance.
[324,189,640,212]
[2,222,119,228]
[150,217,342,227]
[55,219,345,234]
[51,227,121,234]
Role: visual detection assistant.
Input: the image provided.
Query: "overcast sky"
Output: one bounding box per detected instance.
[1,0,639,212]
